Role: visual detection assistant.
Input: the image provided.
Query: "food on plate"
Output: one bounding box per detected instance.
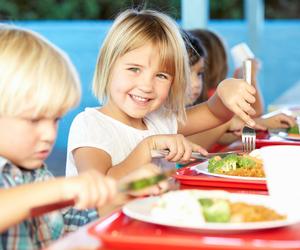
[208,152,265,177]
[151,190,286,224]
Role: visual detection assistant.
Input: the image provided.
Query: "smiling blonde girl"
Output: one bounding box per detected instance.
[66,9,257,179]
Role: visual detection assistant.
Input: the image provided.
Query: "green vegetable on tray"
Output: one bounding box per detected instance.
[208,154,255,174]
[199,198,231,223]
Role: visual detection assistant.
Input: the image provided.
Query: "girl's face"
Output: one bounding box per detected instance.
[0,108,59,169]
[106,43,173,123]
[187,58,205,106]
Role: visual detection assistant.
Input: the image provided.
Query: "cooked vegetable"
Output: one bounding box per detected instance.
[207,153,263,177]
[199,198,230,223]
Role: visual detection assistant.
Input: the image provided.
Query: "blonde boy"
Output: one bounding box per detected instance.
[0,24,116,249]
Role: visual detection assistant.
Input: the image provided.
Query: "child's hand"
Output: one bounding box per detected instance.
[217,78,256,126]
[148,134,207,163]
[256,113,296,129]
[63,170,117,210]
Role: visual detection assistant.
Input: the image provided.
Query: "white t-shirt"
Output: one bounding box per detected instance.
[66,107,178,176]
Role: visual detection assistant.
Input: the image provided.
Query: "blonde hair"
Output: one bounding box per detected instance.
[93,9,190,123]
[0,24,81,118]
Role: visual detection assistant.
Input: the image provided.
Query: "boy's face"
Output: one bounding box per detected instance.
[0,108,58,169]
[106,42,173,121]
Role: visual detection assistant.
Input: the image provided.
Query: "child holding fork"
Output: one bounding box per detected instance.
[66,9,257,179]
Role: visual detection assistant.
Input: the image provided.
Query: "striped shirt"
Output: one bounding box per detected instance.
[0,157,98,250]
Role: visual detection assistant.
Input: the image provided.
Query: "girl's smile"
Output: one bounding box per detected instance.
[101,42,173,128]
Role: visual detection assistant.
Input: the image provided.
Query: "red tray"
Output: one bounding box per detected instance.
[175,166,268,193]
[256,138,300,147]
[176,137,300,192]
[88,211,300,250]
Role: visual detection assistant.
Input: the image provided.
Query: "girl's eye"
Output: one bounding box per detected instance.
[197,72,204,78]
[157,73,168,80]
[128,67,140,73]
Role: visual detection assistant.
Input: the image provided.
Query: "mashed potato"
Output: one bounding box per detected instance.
[151,190,205,226]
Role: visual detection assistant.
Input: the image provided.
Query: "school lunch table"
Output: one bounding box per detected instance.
[47,131,300,250]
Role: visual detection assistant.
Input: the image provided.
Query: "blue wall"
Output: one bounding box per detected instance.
[12,20,300,150]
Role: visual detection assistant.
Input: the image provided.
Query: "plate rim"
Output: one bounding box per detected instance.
[191,160,266,181]
[122,191,299,232]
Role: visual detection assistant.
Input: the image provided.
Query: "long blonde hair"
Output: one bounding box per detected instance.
[93,9,190,123]
[0,24,81,118]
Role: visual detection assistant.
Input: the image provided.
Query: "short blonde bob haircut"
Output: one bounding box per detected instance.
[0,24,81,118]
[93,9,190,123]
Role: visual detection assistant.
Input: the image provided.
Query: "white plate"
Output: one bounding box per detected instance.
[269,128,300,141]
[276,131,300,141]
[123,190,300,232]
[191,161,266,181]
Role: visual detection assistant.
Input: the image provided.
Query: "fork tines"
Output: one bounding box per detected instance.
[242,126,256,152]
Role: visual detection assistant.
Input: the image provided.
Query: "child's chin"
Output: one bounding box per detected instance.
[19,160,44,170]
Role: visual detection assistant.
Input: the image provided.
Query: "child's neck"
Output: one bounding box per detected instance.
[99,105,147,130]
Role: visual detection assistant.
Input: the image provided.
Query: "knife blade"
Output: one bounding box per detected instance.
[151,149,244,160]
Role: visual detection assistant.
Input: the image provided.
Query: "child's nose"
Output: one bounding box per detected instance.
[138,75,153,92]
[40,120,57,143]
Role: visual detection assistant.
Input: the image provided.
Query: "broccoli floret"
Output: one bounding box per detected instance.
[199,198,231,223]
[208,157,220,172]
[218,154,239,172]
[237,156,255,168]
[208,154,240,173]
[288,125,299,134]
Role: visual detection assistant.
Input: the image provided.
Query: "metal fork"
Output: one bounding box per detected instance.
[242,126,256,152]
[241,59,256,152]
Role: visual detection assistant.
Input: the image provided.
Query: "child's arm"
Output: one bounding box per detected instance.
[187,121,231,150]
[0,170,116,232]
[179,78,257,136]
[73,134,207,179]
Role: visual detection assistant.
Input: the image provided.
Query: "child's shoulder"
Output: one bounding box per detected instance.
[70,107,130,131]
[145,108,178,134]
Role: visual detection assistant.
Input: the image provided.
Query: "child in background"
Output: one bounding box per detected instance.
[181,30,206,107]
[0,24,118,249]
[190,29,264,116]
[187,29,296,149]
[66,9,258,180]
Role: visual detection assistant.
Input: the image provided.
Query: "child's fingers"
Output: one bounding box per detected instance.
[245,83,256,95]
[234,107,256,127]
[180,139,193,162]
[242,91,256,104]
[191,142,208,155]
[279,114,296,127]
[238,101,256,117]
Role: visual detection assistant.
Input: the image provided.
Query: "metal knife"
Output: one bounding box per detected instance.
[151,149,243,160]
